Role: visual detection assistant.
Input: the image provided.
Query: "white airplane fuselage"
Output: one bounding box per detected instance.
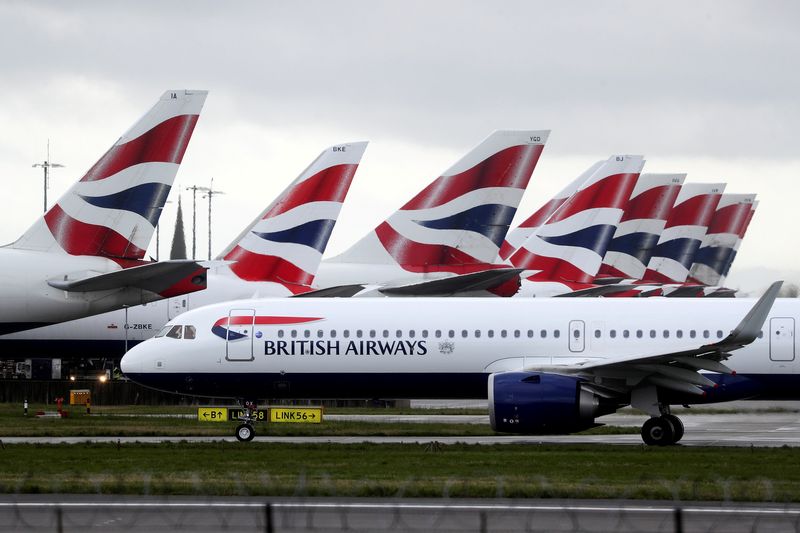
[120,296,799,403]
[0,266,291,355]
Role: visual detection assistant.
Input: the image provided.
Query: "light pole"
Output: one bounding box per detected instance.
[32,140,64,213]
[185,185,208,260]
[202,178,224,260]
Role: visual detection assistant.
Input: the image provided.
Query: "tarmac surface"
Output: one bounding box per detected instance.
[2,411,800,447]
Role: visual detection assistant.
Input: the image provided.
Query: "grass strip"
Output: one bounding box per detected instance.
[0,442,797,501]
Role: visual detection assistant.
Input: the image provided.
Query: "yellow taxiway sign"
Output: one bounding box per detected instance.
[197,407,228,422]
[269,407,323,423]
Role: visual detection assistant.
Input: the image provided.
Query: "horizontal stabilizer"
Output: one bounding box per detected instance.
[48,260,207,296]
[379,268,523,296]
[291,284,367,298]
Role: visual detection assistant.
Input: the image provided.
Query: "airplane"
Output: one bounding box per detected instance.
[313,130,549,295]
[0,142,367,358]
[508,155,645,296]
[0,89,209,335]
[120,280,789,446]
[720,200,758,282]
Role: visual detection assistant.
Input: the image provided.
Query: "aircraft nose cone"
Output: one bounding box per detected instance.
[120,346,142,376]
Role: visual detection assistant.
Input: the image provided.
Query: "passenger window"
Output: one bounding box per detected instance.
[676,330,683,339]
[609,329,616,339]
[573,329,581,339]
[317,330,324,338]
[422,330,429,338]
[703,330,710,339]
[166,325,182,339]
[291,330,298,339]
[553,330,560,338]
[636,330,643,339]
[649,330,656,339]
[690,330,696,339]
[717,330,724,339]
[356,330,363,338]
[396,329,402,338]
[155,326,171,338]
[448,330,455,338]
[527,330,534,338]
[343,330,350,338]
[663,330,669,338]
[435,330,442,338]
[623,330,629,339]
[383,330,389,338]
[461,330,468,338]
[304,330,310,338]
[369,330,376,338]
[409,330,415,338]
[514,330,520,338]
[488,330,494,338]
[330,330,337,338]
[594,330,601,339]
[183,326,196,340]
[474,330,481,338]
[541,329,547,338]
[501,330,507,338]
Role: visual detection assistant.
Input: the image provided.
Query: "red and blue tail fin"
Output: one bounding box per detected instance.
[220,142,367,292]
[510,155,644,284]
[687,193,756,286]
[11,89,206,260]
[327,130,549,274]
[642,182,725,283]
[596,173,685,280]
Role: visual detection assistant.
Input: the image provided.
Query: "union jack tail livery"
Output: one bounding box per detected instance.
[641,182,725,284]
[596,173,685,280]
[687,193,756,286]
[219,142,367,293]
[720,200,758,283]
[498,161,603,261]
[327,130,549,274]
[509,155,645,285]
[12,90,206,260]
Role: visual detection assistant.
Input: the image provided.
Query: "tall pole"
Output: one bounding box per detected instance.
[203,178,224,260]
[32,140,64,213]
[185,185,207,260]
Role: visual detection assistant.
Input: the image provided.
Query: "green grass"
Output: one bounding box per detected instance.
[0,442,798,500]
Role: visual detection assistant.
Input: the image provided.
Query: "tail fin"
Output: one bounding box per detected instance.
[327,130,549,273]
[642,182,725,283]
[498,161,603,260]
[687,193,756,286]
[11,89,207,260]
[220,141,367,292]
[719,200,758,283]
[596,173,685,280]
[510,154,645,284]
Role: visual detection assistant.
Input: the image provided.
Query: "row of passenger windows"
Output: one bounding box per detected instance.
[277,329,560,339]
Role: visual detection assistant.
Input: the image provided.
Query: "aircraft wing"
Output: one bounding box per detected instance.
[379,268,523,296]
[47,260,208,297]
[527,281,782,396]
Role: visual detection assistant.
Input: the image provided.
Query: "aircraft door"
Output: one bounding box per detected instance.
[769,317,795,361]
[569,320,585,352]
[169,296,188,320]
[226,309,256,362]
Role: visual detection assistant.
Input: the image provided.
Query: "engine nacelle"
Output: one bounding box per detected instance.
[489,371,600,434]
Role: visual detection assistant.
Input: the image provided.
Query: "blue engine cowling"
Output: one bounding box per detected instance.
[489,371,600,434]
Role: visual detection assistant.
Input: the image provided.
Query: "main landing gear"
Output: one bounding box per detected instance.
[641,414,685,446]
[234,400,259,442]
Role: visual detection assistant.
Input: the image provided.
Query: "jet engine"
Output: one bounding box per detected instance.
[488,371,609,434]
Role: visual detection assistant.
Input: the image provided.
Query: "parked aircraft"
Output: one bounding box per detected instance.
[314,130,549,295]
[0,142,367,357]
[120,281,787,446]
[0,90,209,334]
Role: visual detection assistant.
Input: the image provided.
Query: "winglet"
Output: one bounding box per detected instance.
[717,280,783,349]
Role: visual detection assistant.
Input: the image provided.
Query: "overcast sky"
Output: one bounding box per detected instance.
[0,1,797,292]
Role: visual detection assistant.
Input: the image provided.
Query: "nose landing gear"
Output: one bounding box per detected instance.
[234,400,259,442]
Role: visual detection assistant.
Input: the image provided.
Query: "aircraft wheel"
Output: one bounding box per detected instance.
[663,414,684,443]
[235,423,255,442]
[641,417,675,446]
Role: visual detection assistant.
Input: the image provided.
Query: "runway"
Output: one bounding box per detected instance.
[2,412,799,447]
[2,496,800,532]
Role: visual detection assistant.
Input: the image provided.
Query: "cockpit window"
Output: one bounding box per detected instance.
[166,325,183,339]
[184,325,196,340]
[155,325,172,338]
